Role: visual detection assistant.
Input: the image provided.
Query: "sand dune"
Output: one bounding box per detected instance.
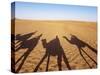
[12,19,97,73]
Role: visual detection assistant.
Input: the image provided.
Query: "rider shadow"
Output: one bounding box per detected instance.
[34,36,71,72]
[14,32,42,73]
[63,34,97,68]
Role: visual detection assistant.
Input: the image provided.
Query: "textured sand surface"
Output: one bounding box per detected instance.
[12,19,97,73]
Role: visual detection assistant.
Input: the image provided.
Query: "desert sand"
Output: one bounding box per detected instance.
[12,19,97,73]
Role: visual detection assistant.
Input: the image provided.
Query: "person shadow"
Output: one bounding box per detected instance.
[34,36,71,72]
[63,34,97,68]
[13,32,42,73]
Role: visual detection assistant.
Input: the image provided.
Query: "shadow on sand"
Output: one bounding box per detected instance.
[11,34,16,72]
[15,31,37,51]
[11,31,42,73]
[63,34,97,68]
[34,36,71,72]
[11,33,97,72]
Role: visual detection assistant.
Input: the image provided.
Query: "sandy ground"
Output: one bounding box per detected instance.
[12,19,97,73]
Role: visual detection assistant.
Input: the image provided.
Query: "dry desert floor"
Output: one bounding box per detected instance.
[11,19,97,73]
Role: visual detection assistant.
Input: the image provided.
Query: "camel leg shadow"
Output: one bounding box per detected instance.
[80,48,97,66]
[79,48,92,68]
[34,54,48,72]
[46,54,50,71]
[16,50,31,72]
[62,52,71,70]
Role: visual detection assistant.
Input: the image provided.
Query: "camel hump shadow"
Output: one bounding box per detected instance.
[41,36,63,56]
[19,34,42,49]
[15,31,42,51]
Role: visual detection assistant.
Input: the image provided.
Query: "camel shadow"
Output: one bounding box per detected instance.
[11,31,42,73]
[15,31,37,51]
[63,34,97,68]
[34,36,71,72]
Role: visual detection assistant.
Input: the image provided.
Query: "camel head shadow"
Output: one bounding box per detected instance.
[41,36,62,56]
